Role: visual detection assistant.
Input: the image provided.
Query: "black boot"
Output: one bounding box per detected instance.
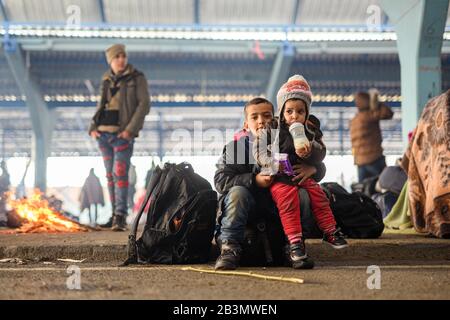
[111,214,127,231]
[100,206,115,228]
[286,239,315,269]
[99,215,114,228]
[214,240,242,270]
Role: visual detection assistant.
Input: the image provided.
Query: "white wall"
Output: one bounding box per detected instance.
[3,154,402,224]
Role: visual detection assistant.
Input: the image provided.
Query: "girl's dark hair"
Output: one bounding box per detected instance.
[280,98,307,125]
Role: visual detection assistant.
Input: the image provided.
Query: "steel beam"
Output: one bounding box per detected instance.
[7,36,450,54]
[3,39,55,191]
[266,42,296,105]
[194,0,200,25]
[292,0,300,25]
[0,0,8,21]
[98,0,106,23]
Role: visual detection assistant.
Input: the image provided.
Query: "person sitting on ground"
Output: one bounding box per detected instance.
[253,75,348,269]
[350,89,394,183]
[371,159,407,218]
[214,97,326,270]
[400,90,450,238]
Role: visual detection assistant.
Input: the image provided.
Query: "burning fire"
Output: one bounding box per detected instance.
[6,191,87,233]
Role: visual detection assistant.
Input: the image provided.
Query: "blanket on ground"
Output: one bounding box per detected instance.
[401,90,450,238]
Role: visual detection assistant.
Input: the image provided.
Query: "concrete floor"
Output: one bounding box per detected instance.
[0,261,449,300]
[0,229,449,300]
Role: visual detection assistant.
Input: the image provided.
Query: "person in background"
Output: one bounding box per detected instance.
[89,44,150,231]
[128,163,137,212]
[350,89,393,183]
[399,90,450,238]
[79,168,105,226]
[0,160,10,227]
[145,159,157,189]
[371,159,408,218]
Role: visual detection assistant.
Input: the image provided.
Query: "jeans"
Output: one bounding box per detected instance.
[97,132,134,217]
[358,156,386,183]
[216,186,257,244]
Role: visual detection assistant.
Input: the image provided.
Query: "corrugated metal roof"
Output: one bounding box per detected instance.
[3,0,441,27]
[3,0,101,23]
[201,0,295,25]
[297,0,385,26]
[104,0,195,25]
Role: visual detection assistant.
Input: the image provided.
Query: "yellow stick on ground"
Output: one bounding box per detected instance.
[181,267,304,284]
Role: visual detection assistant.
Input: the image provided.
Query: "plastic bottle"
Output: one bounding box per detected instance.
[289,122,309,150]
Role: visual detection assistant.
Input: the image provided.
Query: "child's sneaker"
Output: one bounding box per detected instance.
[286,240,315,269]
[323,228,348,249]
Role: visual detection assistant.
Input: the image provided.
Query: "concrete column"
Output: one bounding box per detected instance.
[381,0,449,144]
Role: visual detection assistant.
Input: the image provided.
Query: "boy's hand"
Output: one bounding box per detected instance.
[292,164,317,185]
[118,130,133,141]
[90,131,101,139]
[255,127,265,137]
[255,173,274,188]
[295,141,311,158]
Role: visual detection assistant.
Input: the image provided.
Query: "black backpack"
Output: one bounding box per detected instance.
[350,175,379,197]
[124,162,218,265]
[321,182,384,238]
[237,188,322,267]
[239,212,286,267]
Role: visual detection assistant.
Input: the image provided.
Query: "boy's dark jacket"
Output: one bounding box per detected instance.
[89,64,150,137]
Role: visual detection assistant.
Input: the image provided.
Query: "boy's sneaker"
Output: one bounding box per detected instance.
[287,240,315,269]
[99,215,114,228]
[323,228,348,249]
[111,215,127,231]
[215,240,242,270]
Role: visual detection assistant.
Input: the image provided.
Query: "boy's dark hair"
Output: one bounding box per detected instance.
[244,97,274,118]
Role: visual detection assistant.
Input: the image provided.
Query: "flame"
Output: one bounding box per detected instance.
[6,190,87,233]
